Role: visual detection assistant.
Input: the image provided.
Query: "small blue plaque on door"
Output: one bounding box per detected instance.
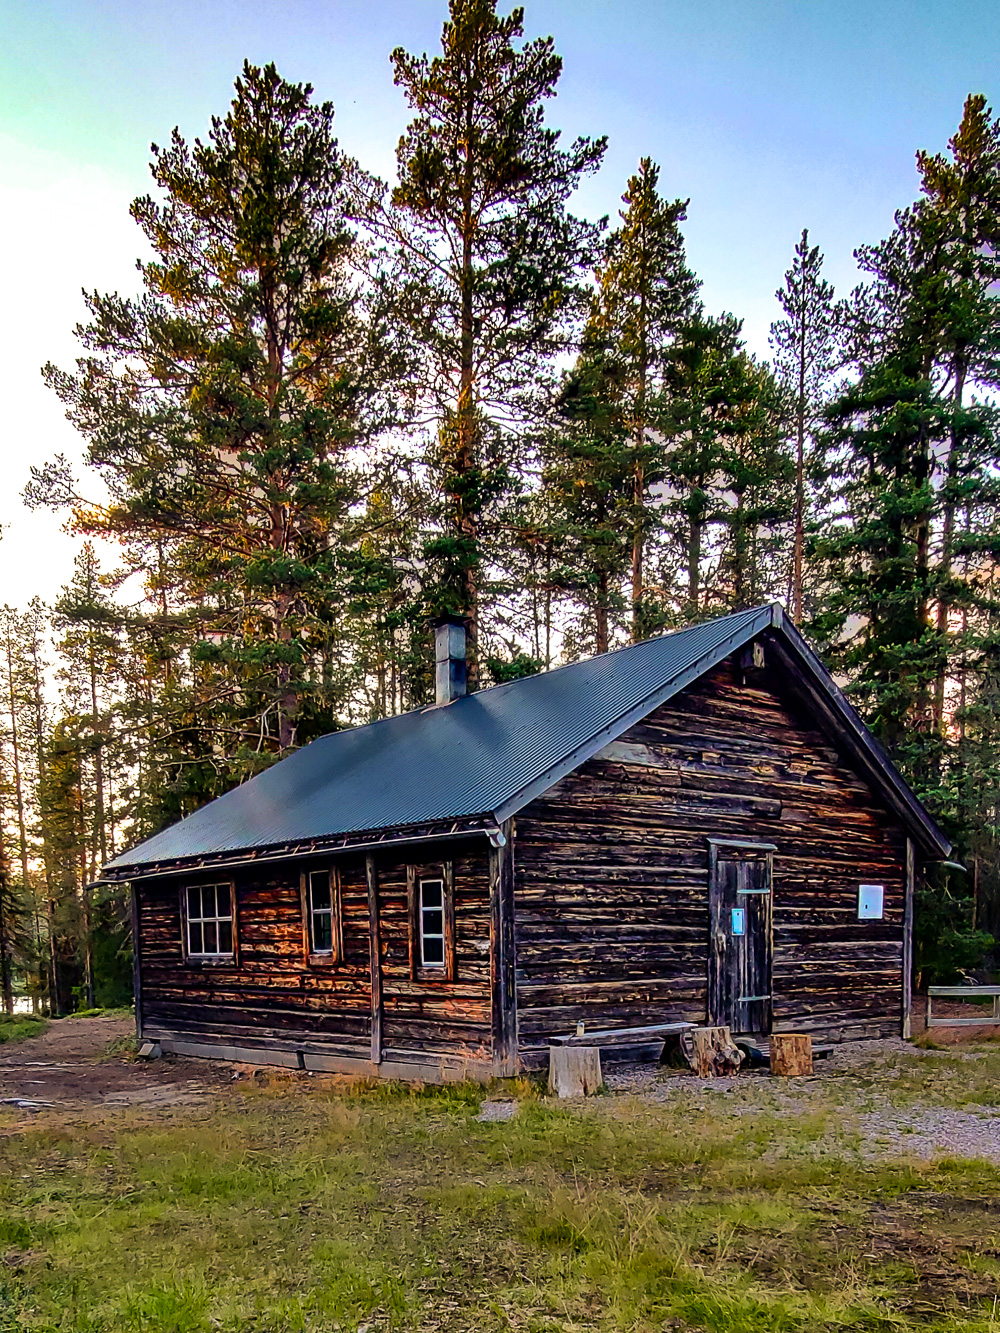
[731,907,746,936]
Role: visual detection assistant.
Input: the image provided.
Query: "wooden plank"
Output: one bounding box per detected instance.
[130,881,143,1041]
[550,1021,695,1046]
[928,985,1000,997]
[444,860,457,982]
[903,837,914,1038]
[406,864,417,981]
[489,825,517,1076]
[367,854,382,1064]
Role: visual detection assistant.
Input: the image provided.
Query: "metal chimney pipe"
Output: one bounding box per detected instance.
[434,619,467,706]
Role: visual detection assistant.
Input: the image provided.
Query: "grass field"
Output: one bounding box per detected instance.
[0,1014,47,1045]
[3,1050,1000,1332]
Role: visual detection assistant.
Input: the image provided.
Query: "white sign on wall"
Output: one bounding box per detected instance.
[858,884,885,920]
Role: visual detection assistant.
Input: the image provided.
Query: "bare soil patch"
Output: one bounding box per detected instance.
[0,1014,231,1120]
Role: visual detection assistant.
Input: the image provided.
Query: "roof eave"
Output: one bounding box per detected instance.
[102,814,503,882]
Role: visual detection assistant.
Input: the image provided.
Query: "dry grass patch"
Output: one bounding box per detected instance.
[2,1071,1000,1330]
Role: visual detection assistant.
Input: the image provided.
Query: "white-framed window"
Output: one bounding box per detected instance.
[419,877,446,969]
[300,866,342,964]
[185,883,234,959]
[308,869,335,954]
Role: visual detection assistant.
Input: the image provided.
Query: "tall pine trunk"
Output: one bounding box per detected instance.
[932,356,967,734]
[792,317,807,623]
[456,79,480,687]
[0,800,13,1016]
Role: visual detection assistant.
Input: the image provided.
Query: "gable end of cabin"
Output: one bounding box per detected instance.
[511,642,916,1064]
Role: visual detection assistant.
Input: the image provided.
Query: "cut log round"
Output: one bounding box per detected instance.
[681,1025,744,1078]
[548,1045,603,1097]
[770,1032,812,1076]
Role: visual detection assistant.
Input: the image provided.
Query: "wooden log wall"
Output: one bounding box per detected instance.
[375,852,493,1061]
[137,838,494,1073]
[513,654,908,1061]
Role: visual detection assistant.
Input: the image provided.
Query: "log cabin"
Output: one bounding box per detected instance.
[102,604,951,1082]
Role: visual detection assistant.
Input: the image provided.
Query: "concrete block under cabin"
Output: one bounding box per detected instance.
[103,604,950,1085]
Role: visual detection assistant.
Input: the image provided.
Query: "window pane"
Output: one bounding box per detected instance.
[189,920,203,956]
[422,934,444,966]
[187,886,200,921]
[312,909,333,953]
[422,908,443,937]
[218,920,233,955]
[220,886,232,923]
[203,921,218,954]
[310,873,331,913]
[421,880,443,909]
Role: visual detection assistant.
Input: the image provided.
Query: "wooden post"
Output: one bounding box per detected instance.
[367,855,382,1065]
[770,1032,812,1076]
[129,880,143,1043]
[489,824,518,1077]
[902,838,915,1040]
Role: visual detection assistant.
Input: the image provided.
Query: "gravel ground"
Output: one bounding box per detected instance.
[601,1038,1000,1164]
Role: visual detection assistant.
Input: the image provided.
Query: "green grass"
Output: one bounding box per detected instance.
[4,1061,1000,1332]
[71,1006,134,1020]
[0,1013,47,1044]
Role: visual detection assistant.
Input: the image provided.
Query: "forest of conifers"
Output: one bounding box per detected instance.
[1,0,998,1014]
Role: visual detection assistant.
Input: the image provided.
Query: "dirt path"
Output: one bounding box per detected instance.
[0,1015,231,1117]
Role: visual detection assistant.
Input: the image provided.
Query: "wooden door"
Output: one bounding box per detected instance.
[708,841,774,1034]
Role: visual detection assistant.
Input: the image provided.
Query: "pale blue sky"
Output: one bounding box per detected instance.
[1,0,997,606]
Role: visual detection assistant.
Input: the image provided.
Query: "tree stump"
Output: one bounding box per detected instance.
[681,1026,744,1078]
[548,1045,602,1097]
[770,1033,812,1076]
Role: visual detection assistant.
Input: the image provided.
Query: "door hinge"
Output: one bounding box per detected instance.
[738,994,771,1003]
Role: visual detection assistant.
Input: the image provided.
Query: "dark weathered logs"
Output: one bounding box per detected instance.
[513,657,907,1049]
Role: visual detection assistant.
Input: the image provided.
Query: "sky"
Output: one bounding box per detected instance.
[1,0,998,613]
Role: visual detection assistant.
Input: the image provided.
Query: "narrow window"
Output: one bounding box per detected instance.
[309,870,334,954]
[419,877,446,969]
[301,867,342,964]
[185,883,234,959]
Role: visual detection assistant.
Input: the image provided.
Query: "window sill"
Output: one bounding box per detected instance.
[184,954,236,967]
[414,968,454,984]
[307,953,342,968]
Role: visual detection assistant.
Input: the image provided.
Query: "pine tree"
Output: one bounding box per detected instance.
[35,62,396,771]
[814,96,1000,970]
[0,602,51,1010]
[380,0,606,679]
[769,229,837,622]
[717,357,794,611]
[587,158,700,639]
[659,312,755,616]
[537,350,632,654]
[0,808,17,1015]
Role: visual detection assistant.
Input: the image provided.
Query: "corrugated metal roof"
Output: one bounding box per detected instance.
[105,603,950,872]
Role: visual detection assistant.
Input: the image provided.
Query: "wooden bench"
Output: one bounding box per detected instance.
[926,985,1000,1028]
[549,1021,696,1048]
